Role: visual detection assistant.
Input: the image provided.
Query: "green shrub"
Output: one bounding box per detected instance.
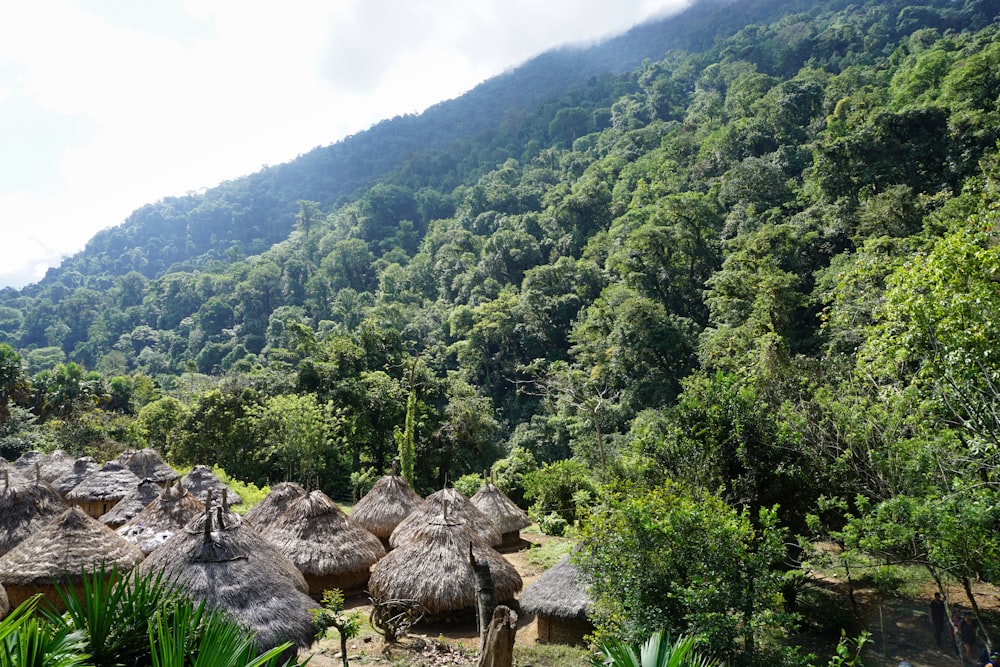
[452,472,484,498]
[538,512,568,536]
[524,458,596,524]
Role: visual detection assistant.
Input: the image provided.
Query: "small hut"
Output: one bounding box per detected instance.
[350,472,422,549]
[100,478,162,528]
[519,554,594,644]
[390,487,501,549]
[66,461,142,519]
[369,506,521,618]
[180,465,243,506]
[470,481,531,548]
[51,457,99,496]
[0,506,144,611]
[36,450,76,484]
[116,448,180,487]
[242,481,307,528]
[117,480,205,553]
[137,498,318,654]
[0,470,69,557]
[259,490,385,597]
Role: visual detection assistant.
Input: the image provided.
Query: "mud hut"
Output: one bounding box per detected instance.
[369,505,521,618]
[117,480,205,553]
[390,487,501,549]
[137,498,318,654]
[116,448,180,486]
[350,472,422,549]
[242,481,307,528]
[180,465,243,506]
[470,481,531,548]
[259,490,385,597]
[0,506,144,611]
[99,478,161,528]
[0,470,68,557]
[519,554,593,644]
[51,457,99,496]
[66,461,142,519]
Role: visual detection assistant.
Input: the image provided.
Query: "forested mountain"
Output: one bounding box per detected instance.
[3,0,1000,662]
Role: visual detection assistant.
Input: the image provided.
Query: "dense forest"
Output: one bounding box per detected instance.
[3,0,1000,662]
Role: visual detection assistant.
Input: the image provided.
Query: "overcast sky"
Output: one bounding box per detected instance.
[0,0,689,289]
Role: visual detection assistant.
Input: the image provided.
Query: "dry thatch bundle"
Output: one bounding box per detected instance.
[470,482,530,546]
[242,481,306,528]
[51,457,99,496]
[369,513,521,618]
[137,501,317,653]
[99,478,162,528]
[259,490,385,597]
[350,474,422,546]
[0,472,69,557]
[180,465,243,505]
[116,448,180,485]
[66,461,142,519]
[0,506,144,611]
[390,487,501,549]
[519,554,593,644]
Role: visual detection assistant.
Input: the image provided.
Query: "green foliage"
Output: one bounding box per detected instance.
[590,632,722,667]
[451,472,482,498]
[523,459,597,525]
[312,590,362,667]
[537,512,568,537]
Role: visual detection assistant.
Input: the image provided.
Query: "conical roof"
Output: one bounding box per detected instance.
[0,472,69,557]
[116,448,180,485]
[519,554,591,620]
[390,487,501,548]
[242,482,306,528]
[51,457,99,496]
[118,480,205,537]
[36,450,76,483]
[100,478,162,527]
[180,465,243,505]
[66,461,142,503]
[350,474,422,541]
[470,482,530,534]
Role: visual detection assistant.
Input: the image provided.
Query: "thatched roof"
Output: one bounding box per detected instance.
[66,461,142,503]
[519,554,591,621]
[390,487,501,548]
[259,490,385,579]
[100,478,162,527]
[0,507,144,587]
[36,450,76,483]
[137,501,317,652]
[180,466,243,505]
[350,474,422,541]
[242,481,306,528]
[116,448,180,484]
[470,483,530,534]
[0,473,69,557]
[118,480,205,536]
[369,514,522,616]
[51,457,99,496]
[11,451,44,473]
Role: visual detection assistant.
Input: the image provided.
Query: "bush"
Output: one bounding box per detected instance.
[523,458,596,524]
[452,472,484,498]
[538,512,568,536]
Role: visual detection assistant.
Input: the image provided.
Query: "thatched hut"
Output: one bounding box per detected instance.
[350,473,422,549]
[137,499,318,654]
[390,487,501,548]
[180,465,243,505]
[369,508,521,618]
[36,450,76,483]
[99,478,161,528]
[519,554,594,644]
[470,482,531,548]
[117,480,205,553]
[51,457,99,496]
[0,471,69,557]
[66,461,142,519]
[116,448,180,486]
[242,481,306,528]
[0,506,144,611]
[259,490,385,597]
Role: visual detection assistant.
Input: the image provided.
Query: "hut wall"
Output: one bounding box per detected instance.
[304,570,371,600]
[499,531,523,551]
[72,499,119,519]
[3,583,87,614]
[535,615,593,645]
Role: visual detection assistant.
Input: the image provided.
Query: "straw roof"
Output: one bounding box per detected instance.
[368,514,522,617]
[51,457,99,496]
[36,450,76,483]
[66,461,142,504]
[0,507,144,587]
[180,466,243,505]
[118,480,205,537]
[470,483,530,535]
[0,472,69,557]
[116,448,180,485]
[258,490,385,592]
[0,459,28,486]
[242,481,306,528]
[350,474,422,541]
[11,451,44,473]
[390,487,501,548]
[99,478,162,527]
[519,554,591,621]
[137,502,317,652]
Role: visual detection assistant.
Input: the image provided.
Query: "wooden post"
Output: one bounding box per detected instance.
[477,605,517,667]
[470,542,496,653]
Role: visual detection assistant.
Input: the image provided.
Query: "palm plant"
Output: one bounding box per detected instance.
[0,596,89,667]
[590,631,722,667]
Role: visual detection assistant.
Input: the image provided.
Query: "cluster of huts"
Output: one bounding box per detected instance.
[0,449,594,653]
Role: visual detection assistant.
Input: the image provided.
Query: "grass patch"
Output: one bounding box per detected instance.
[514,642,591,667]
[524,536,575,569]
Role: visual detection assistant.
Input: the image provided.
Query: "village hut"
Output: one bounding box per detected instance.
[51,457,99,496]
[116,448,180,486]
[242,481,307,528]
[180,465,243,506]
[0,506,144,611]
[66,461,142,519]
[519,554,594,644]
[258,490,385,597]
[36,450,76,483]
[390,487,501,549]
[137,497,318,654]
[470,481,531,548]
[99,478,162,528]
[350,471,422,549]
[0,458,28,486]
[117,480,205,553]
[0,470,68,557]
[368,504,522,618]
[11,450,44,473]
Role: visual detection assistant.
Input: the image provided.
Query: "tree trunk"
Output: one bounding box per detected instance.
[477,605,517,667]
[470,543,496,652]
